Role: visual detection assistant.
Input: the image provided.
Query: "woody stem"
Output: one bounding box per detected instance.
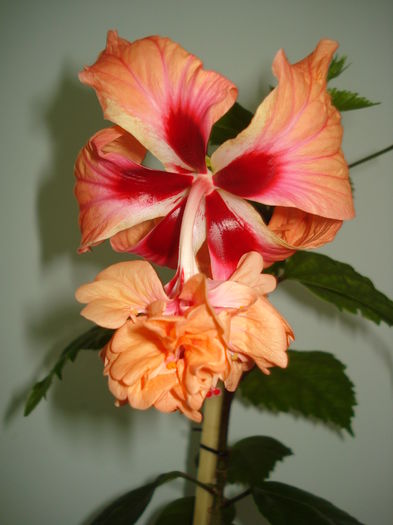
[192,386,234,525]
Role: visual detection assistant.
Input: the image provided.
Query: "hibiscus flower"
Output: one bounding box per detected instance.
[75,253,293,421]
[75,32,354,280]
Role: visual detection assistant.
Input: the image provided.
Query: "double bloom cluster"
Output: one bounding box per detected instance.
[74,31,354,421]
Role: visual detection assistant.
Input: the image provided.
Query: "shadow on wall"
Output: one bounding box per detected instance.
[37,65,117,264]
[7,62,184,440]
[5,68,127,421]
[35,62,175,277]
[49,349,135,437]
[36,64,104,267]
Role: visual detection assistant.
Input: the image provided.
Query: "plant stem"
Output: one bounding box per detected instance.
[192,386,234,525]
[176,471,217,496]
[225,488,252,506]
[349,144,393,169]
[210,389,234,524]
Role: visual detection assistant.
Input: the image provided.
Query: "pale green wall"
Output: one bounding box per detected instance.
[1,0,392,524]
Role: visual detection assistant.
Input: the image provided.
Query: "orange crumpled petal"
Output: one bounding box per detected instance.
[75,260,168,328]
[77,252,293,420]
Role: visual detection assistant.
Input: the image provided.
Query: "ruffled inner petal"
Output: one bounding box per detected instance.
[228,297,294,373]
[75,260,168,328]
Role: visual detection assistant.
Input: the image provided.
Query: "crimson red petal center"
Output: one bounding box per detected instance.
[213,151,279,198]
[105,160,193,203]
[205,190,263,279]
[132,200,186,268]
[165,109,207,173]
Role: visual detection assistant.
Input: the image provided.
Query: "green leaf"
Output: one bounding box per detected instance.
[92,472,182,525]
[53,325,114,379]
[252,482,364,524]
[326,54,379,111]
[155,497,195,525]
[23,376,53,417]
[329,88,379,111]
[327,54,349,81]
[222,503,236,524]
[227,436,292,486]
[24,326,113,416]
[276,251,393,326]
[239,351,356,434]
[209,102,253,146]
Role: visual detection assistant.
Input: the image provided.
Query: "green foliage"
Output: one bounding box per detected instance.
[155,497,235,525]
[252,482,364,524]
[329,88,379,111]
[239,351,356,434]
[155,497,195,525]
[270,252,393,326]
[24,376,53,418]
[92,472,182,525]
[209,102,253,146]
[326,54,378,112]
[24,326,113,416]
[221,503,237,524]
[327,54,349,81]
[227,436,292,486]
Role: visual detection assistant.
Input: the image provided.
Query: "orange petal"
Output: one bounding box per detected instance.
[80,31,237,172]
[207,280,258,310]
[108,322,165,383]
[74,126,192,252]
[225,358,254,392]
[179,273,209,306]
[230,251,277,295]
[212,40,354,221]
[103,317,218,421]
[126,375,179,410]
[268,206,343,250]
[75,260,168,328]
[227,298,294,374]
[104,324,180,411]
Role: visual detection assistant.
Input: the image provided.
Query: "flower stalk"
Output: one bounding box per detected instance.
[193,386,234,525]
